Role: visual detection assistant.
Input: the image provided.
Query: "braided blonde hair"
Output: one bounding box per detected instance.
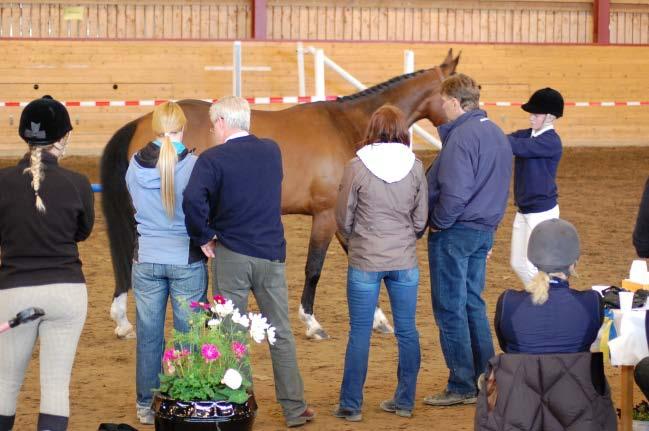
[23,146,47,213]
[524,264,577,305]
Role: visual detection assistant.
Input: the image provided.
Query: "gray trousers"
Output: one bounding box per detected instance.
[212,245,306,419]
[0,283,87,421]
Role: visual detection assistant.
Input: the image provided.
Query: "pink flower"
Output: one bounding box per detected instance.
[201,343,220,363]
[213,295,226,304]
[189,301,201,309]
[179,348,190,358]
[231,341,247,359]
[163,348,178,363]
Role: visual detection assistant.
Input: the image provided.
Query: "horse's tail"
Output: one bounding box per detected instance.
[100,120,137,298]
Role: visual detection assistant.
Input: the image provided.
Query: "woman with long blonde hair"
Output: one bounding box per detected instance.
[125,101,207,425]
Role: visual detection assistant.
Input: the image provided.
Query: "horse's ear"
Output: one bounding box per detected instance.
[450,51,461,74]
[443,48,454,66]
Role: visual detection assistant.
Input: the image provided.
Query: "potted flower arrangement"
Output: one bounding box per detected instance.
[152,295,276,431]
[634,400,649,431]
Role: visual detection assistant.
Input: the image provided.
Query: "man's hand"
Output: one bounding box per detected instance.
[201,239,217,258]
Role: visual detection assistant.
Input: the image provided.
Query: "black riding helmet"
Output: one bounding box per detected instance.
[19,95,72,146]
[522,87,564,118]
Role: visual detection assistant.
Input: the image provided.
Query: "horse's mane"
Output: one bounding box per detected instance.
[336,69,427,103]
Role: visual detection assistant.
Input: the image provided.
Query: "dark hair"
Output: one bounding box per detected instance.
[359,105,410,149]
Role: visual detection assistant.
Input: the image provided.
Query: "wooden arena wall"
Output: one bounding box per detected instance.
[1,0,648,44]
[0,40,647,155]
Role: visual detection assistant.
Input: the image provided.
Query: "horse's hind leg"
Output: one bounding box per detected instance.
[110,288,135,339]
[333,232,393,335]
[299,210,337,340]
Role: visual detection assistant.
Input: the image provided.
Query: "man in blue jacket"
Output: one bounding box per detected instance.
[182,96,315,428]
[424,74,512,407]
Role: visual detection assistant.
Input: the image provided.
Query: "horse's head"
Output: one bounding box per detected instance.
[414,49,461,127]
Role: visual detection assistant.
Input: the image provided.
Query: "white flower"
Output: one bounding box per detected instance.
[232,310,250,328]
[266,326,276,345]
[214,299,235,318]
[248,313,270,343]
[221,368,243,390]
[207,318,221,327]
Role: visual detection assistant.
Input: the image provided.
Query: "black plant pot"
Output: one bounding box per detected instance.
[153,393,257,431]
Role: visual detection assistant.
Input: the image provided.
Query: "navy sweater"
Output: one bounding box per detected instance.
[427,109,512,232]
[495,278,603,354]
[182,135,286,262]
[508,128,562,214]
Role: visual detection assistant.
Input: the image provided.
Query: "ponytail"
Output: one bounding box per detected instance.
[157,135,177,219]
[525,271,550,305]
[23,146,46,213]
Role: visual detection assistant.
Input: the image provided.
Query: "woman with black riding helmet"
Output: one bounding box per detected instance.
[0,95,94,431]
[508,88,565,287]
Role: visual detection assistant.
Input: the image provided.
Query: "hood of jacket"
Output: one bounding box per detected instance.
[356,142,415,183]
[131,141,191,189]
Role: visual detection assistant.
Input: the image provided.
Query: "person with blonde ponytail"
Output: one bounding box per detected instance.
[125,101,207,425]
[494,218,603,354]
[0,96,94,431]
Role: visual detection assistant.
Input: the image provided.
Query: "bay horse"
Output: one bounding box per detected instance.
[101,49,459,340]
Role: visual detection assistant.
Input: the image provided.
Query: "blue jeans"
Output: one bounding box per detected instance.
[428,225,494,395]
[133,261,208,408]
[339,266,420,414]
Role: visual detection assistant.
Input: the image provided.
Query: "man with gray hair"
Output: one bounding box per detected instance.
[183,96,315,428]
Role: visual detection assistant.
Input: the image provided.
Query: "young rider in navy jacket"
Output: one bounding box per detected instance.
[508,88,564,286]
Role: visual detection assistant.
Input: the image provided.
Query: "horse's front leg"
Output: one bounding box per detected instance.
[334,232,393,335]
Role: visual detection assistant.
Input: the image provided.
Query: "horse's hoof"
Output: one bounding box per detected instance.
[306,327,330,340]
[115,324,136,339]
[373,321,394,334]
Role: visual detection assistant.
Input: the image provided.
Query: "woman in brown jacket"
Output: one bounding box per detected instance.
[333,105,428,421]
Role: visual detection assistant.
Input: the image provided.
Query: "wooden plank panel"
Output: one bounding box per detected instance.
[30,3,40,38]
[395,7,406,41]
[145,4,155,39]
[522,9,531,42]
[306,5,316,39]
[488,9,497,41]
[135,4,145,39]
[199,4,209,39]
[116,4,126,39]
[641,13,648,44]
[405,7,415,41]
[456,9,464,41]
[68,5,79,38]
[163,4,173,39]
[40,4,50,38]
[625,12,634,43]
[617,12,625,43]
[87,4,98,38]
[317,6,327,39]
[171,5,180,39]
[431,8,440,41]
[190,4,199,39]
[463,8,472,41]
[59,4,67,38]
[1,5,12,38]
[413,7,423,41]
[154,4,164,39]
[472,9,480,42]
[104,4,115,39]
[562,11,571,42]
[569,11,578,42]
[438,8,447,41]
[512,9,521,42]
[537,10,546,42]
[529,10,538,42]
[21,4,32,38]
[343,6,352,40]
[497,9,506,42]
[479,9,488,42]
[553,11,563,42]
[126,5,136,39]
[288,5,298,40]
[610,12,618,43]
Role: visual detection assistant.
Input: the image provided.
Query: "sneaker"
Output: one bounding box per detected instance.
[286,406,316,427]
[423,390,477,406]
[136,407,155,425]
[379,399,413,418]
[332,405,362,422]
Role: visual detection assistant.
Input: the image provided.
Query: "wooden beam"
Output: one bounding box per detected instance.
[594,0,610,44]
[252,0,267,40]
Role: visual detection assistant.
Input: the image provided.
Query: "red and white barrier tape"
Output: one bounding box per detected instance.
[0,97,648,108]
